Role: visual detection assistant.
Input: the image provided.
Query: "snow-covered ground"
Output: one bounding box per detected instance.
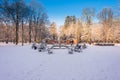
[0,43,120,80]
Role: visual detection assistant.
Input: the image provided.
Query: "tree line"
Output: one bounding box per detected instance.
[0,0,120,45]
[0,0,49,45]
[58,6,120,43]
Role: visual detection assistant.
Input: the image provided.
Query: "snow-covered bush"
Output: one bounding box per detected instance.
[68,48,73,54]
[74,44,82,52]
[48,48,53,54]
[32,42,37,50]
[38,41,47,52]
[82,43,87,49]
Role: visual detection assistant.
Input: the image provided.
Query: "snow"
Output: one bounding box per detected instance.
[0,43,120,80]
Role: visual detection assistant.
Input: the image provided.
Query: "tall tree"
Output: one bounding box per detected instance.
[49,22,57,40]
[64,16,77,28]
[21,4,31,45]
[81,8,95,44]
[98,8,113,42]
[117,0,120,19]
[29,0,49,42]
[76,19,83,43]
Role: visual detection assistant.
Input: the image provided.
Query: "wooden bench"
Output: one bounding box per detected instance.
[95,43,115,46]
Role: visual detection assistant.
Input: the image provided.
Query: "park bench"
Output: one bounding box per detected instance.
[95,43,115,46]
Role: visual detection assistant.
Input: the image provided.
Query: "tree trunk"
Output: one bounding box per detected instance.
[16,21,19,45]
[22,20,24,46]
[87,24,91,44]
[79,33,82,43]
[5,22,9,44]
[29,17,32,43]
[15,2,19,45]
[89,27,91,44]
[34,24,37,42]
[104,24,108,43]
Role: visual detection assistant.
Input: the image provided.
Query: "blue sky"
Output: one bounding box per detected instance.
[26,0,117,26]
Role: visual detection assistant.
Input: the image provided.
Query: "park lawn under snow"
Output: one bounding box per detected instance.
[0,43,120,80]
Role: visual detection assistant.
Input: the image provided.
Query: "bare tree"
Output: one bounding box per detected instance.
[0,0,31,45]
[64,16,77,28]
[76,19,83,43]
[28,15,32,43]
[49,22,57,40]
[81,8,95,44]
[28,0,49,43]
[116,0,120,19]
[21,5,31,45]
[98,8,113,43]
